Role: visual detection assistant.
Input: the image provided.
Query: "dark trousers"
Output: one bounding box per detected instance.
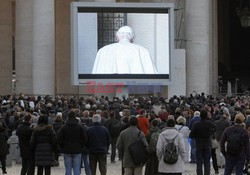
[159,173,182,175]
[145,153,159,175]
[196,147,211,175]
[37,166,51,175]
[224,154,245,175]
[0,155,6,173]
[211,148,218,172]
[111,138,117,162]
[21,158,35,175]
[89,154,107,175]
[54,151,59,162]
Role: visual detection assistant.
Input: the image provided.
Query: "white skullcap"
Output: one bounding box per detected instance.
[116,26,134,41]
[194,111,200,116]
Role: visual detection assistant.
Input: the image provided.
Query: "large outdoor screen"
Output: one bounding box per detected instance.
[71,2,174,85]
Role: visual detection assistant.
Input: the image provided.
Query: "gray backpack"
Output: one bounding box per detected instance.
[163,134,179,164]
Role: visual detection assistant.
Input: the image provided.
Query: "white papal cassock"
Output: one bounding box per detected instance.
[92,39,157,74]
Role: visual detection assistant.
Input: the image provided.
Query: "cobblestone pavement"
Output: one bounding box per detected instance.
[4,157,229,175]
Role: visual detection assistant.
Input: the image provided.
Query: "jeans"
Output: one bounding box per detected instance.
[89,154,107,175]
[224,154,245,175]
[21,158,35,175]
[190,139,196,162]
[64,153,82,175]
[82,153,91,175]
[196,147,211,175]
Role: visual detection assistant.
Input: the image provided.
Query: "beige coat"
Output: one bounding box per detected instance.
[156,127,186,173]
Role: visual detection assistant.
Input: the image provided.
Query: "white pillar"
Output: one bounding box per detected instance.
[15,0,34,94]
[185,0,210,95]
[32,0,55,95]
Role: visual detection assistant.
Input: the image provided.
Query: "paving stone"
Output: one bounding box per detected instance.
[4,157,227,175]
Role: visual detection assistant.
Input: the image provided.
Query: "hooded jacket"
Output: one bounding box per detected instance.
[156,127,185,173]
[30,124,56,166]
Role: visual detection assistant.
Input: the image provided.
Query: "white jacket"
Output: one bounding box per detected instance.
[156,127,186,173]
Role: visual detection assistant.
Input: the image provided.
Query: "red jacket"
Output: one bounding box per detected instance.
[138,116,149,136]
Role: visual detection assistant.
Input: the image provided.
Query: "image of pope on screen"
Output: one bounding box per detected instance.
[92,26,158,74]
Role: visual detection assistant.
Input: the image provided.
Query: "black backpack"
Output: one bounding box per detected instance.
[128,132,149,166]
[163,134,179,164]
[226,128,242,156]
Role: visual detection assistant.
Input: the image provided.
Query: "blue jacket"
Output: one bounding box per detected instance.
[87,122,111,155]
[188,116,201,130]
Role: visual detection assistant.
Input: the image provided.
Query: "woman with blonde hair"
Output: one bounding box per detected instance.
[176,116,190,163]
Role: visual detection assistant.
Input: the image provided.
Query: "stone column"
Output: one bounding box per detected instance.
[15,0,33,94]
[0,0,12,94]
[32,0,55,95]
[210,0,218,95]
[55,0,78,95]
[185,0,210,95]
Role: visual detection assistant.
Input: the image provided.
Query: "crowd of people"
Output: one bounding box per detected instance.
[0,93,250,175]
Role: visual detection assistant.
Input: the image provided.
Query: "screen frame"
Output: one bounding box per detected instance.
[71,2,174,86]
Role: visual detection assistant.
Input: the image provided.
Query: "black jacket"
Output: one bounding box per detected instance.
[220,124,250,160]
[16,121,34,159]
[52,121,63,135]
[189,119,216,148]
[104,118,120,138]
[0,127,9,156]
[30,124,57,166]
[215,117,230,141]
[57,117,87,154]
[87,122,110,155]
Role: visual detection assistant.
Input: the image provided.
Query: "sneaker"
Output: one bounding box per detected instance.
[111,161,116,163]
[215,170,219,174]
[3,171,7,174]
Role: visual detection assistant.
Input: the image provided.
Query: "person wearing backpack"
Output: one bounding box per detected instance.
[189,110,216,175]
[145,119,161,175]
[156,118,186,175]
[116,116,148,175]
[220,113,250,175]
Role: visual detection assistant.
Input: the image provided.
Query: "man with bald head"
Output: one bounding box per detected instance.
[92,26,157,74]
